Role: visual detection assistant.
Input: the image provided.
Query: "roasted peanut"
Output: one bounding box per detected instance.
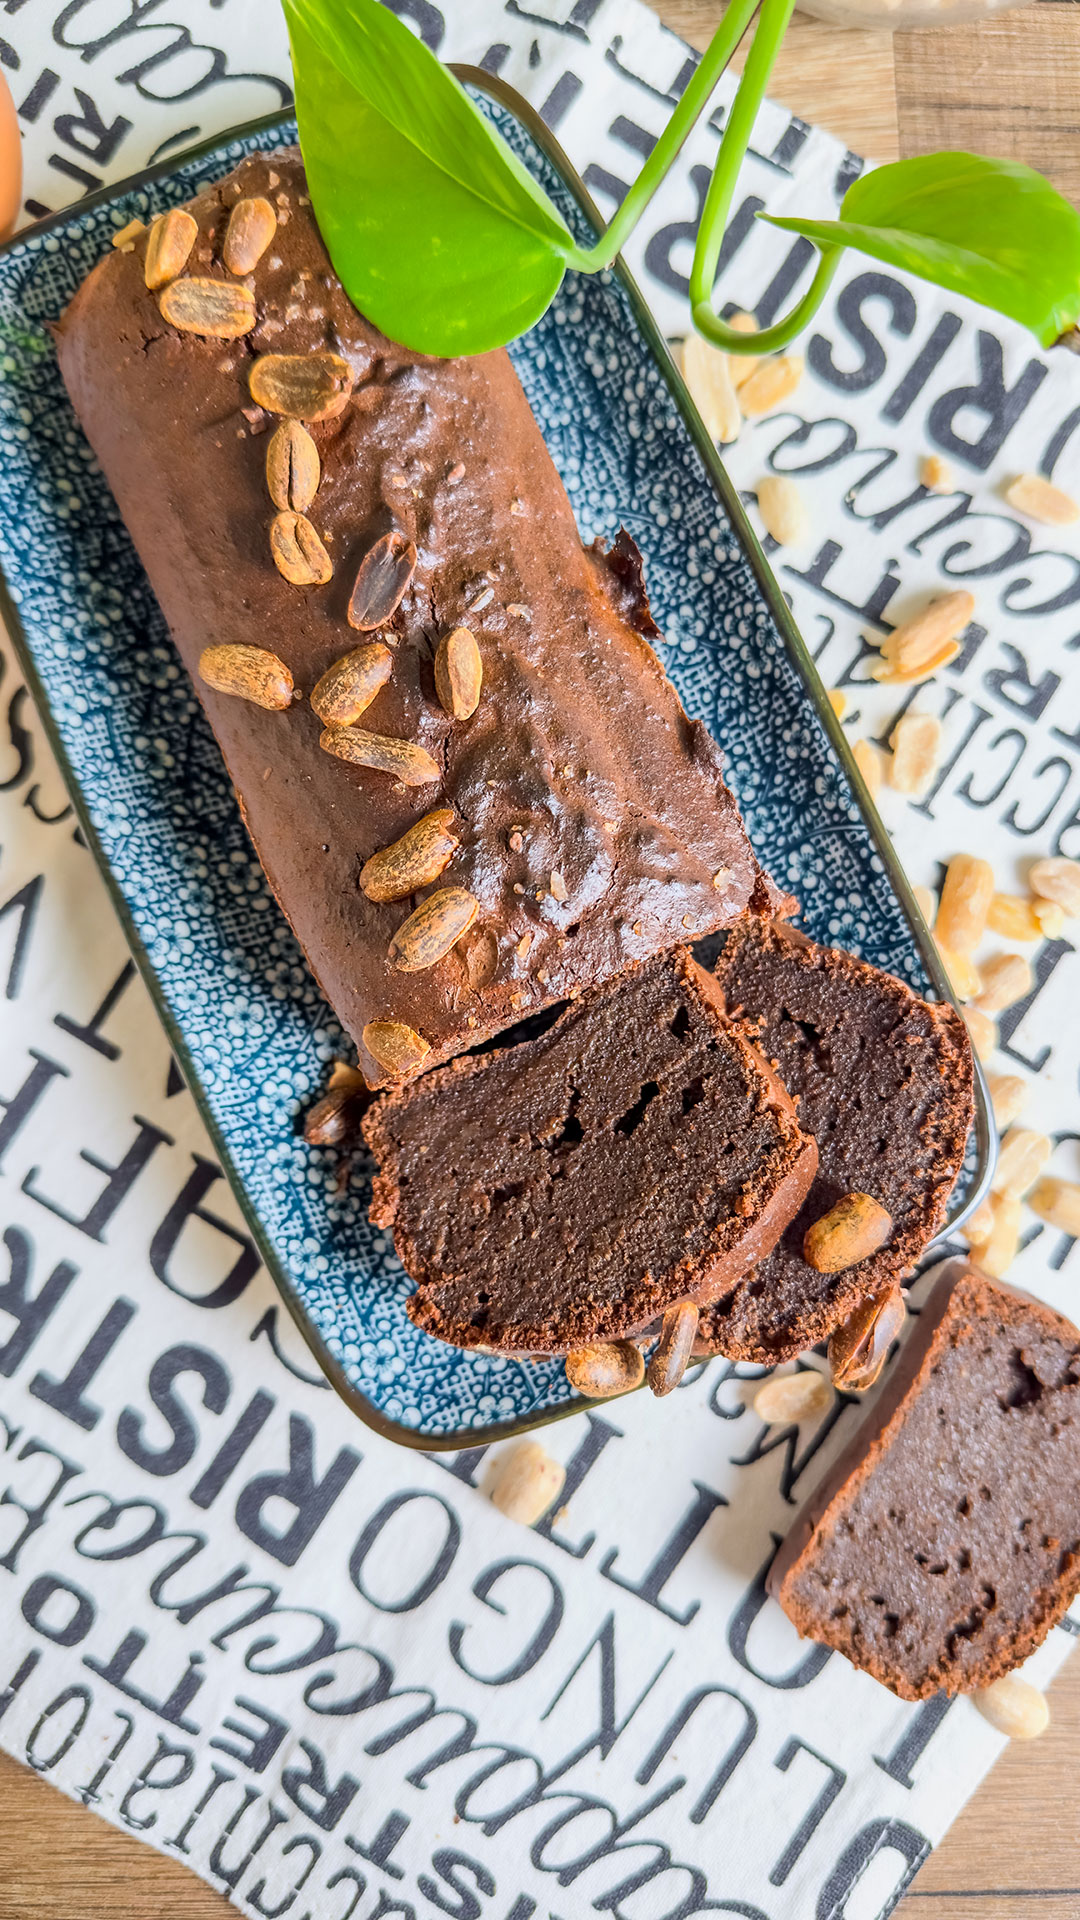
[319,727,440,786]
[974,1675,1049,1740]
[827,689,847,719]
[310,644,393,726]
[963,1006,997,1061]
[249,351,354,420]
[270,511,333,587]
[1027,1176,1080,1237]
[677,332,741,444]
[803,1192,892,1272]
[266,419,321,513]
[876,590,974,679]
[143,207,197,289]
[303,1083,365,1147]
[757,474,809,546]
[753,1370,833,1425]
[389,888,480,972]
[647,1302,699,1398]
[920,453,954,493]
[1005,473,1079,526]
[726,310,760,389]
[853,738,885,797]
[565,1342,645,1398]
[993,1127,1052,1201]
[936,944,982,1003]
[361,1019,431,1080]
[359,809,460,903]
[489,1442,566,1525]
[937,853,995,954]
[828,1287,906,1392]
[975,952,1033,1015]
[888,712,941,796]
[223,195,277,274]
[159,276,256,337]
[198,643,293,710]
[987,893,1042,942]
[1033,898,1067,939]
[738,354,804,416]
[987,1073,1028,1129]
[434,626,483,719]
[976,1192,1021,1277]
[349,531,418,630]
[1029,856,1080,918]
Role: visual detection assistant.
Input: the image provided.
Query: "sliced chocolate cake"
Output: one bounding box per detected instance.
[363,949,817,1354]
[769,1261,1080,1699]
[695,918,973,1363]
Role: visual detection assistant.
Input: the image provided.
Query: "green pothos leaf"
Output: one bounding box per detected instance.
[764,152,1080,349]
[283,0,580,356]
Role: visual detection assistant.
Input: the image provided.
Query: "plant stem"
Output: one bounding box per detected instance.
[687,0,836,352]
[569,0,762,274]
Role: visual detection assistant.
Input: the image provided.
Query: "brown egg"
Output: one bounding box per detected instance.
[0,70,22,239]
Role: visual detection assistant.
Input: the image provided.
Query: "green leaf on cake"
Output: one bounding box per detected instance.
[764,152,1080,349]
[283,0,583,356]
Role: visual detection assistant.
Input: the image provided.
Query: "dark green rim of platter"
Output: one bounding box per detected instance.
[0,71,996,1450]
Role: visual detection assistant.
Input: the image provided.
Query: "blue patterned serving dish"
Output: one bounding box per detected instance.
[0,77,992,1447]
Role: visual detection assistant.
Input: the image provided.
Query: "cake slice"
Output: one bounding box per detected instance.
[695,918,973,1362]
[769,1261,1080,1699]
[363,949,817,1354]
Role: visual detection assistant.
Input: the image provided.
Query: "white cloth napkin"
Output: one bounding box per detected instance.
[0,4,1077,1918]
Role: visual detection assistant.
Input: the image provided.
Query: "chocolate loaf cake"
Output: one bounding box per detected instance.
[363,950,818,1353]
[55,148,762,1088]
[769,1260,1080,1699]
[695,918,973,1362]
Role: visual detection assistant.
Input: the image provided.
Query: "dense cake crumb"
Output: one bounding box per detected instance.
[695,918,974,1362]
[769,1262,1080,1698]
[363,950,817,1353]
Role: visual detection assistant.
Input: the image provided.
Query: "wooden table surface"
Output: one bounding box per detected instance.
[2,4,1079,1916]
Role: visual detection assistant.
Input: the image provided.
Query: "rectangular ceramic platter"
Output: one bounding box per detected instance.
[0,86,990,1446]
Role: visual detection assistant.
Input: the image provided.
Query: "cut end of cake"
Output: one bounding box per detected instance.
[769,1260,1080,1699]
[363,949,817,1354]
[695,917,974,1364]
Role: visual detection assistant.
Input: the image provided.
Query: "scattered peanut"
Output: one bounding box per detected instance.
[876,590,974,679]
[987,1073,1028,1130]
[993,1127,1053,1200]
[827,689,847,719]
[976,1192,1021,1277]
[913,884,937,924]
[143,207,197,289]
[489,1442,566,1525]
[1029,856,1080,918]
[936,943,981,1003]
[727,311,760,389]
[1027,1176,1080,1237]
[853,738,885,797]
[974,1675,1050,1740]
[111,216,146,252]
[964,1196,996,1248]
[963,1006,997,1061]
[937,854,995,955]
[757,474,809,546]
[565,1342,645,1398]
[1005,472,1080,526]
[920,453,954,493]
[738,354,804,417]
[872,639,960,687]
[1033,898,1067,939]
[975,952,1033,1015]
[803,1192,892,1273]
[987,893,1042,942]
[888,712,941,796]
[677,332,741,444]
[303,1084,364,1147]
[753,1369,833,1425]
